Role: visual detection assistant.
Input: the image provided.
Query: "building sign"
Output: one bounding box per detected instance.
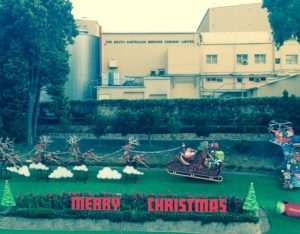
[105,40,195,45]
[71,196,227,213]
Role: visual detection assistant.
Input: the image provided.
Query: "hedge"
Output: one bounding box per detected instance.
[4,208,259,224]
[39,96,300,134]
[15,192,244,213]
[1,192,261,223]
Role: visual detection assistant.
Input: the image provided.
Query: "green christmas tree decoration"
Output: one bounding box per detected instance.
[243,182,259,211]
[1,180,16,207]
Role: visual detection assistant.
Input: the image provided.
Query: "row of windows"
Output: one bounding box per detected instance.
[206,77,267,83]
[206,54,298,65]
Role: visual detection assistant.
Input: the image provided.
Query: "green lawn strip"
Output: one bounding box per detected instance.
[0,231,190,234]
[0,169,299,234]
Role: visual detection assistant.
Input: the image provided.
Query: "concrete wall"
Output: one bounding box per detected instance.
[197,3,271,33]
[167,47,200,74]
[97,86,145,100]
[102,33,196,76]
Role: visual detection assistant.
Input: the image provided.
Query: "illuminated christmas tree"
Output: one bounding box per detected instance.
[1,180,16,207]
[243,182,259,211]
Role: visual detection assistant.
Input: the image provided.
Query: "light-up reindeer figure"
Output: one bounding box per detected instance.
[31,136,64,165]
[67,135,100,164]
[0,137,22,169]
[119,136,150,168]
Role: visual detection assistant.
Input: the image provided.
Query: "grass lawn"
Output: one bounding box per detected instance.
[0,168,299,234]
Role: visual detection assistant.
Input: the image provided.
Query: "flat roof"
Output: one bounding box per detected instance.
[102,32,195,35]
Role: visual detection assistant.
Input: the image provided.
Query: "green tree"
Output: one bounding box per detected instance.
[167,116,181,140]
[92,114,108,145]
[191,113,211,137]
[243,182,259,212]
[262,0,300,47]
[0,0,78,145]
[0,180,16,207]
[114,110,137,136]
[138,108,161,144]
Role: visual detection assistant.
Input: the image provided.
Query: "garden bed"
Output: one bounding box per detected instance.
[0,192,259,224]
[0,215,268,233]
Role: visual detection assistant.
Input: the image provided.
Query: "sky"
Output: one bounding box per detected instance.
[71,0,262,32]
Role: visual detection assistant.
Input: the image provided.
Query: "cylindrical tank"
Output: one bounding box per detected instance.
[65,33,100,100]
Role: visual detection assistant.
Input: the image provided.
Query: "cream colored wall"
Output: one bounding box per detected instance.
[102,33,195,76]
[167,47,200,74]
[200,41,300,74]
[274,41,300,72]
[170,77,200,99]
[76,19,100,37]
[144,78,170,98]
[97,77,202,99]
[197,10,210,32]
[202,76,269,91]
[97,86,145,100]
[198,3,271,33]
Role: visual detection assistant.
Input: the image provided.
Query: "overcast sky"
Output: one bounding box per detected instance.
[71,0,262,32]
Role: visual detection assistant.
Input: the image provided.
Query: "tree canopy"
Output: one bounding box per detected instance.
[263,0,300,47]
[0,0,78,143]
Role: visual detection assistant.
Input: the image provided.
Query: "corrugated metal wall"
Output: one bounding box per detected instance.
[252,75,300,97]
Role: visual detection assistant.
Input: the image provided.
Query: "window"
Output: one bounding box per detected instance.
[206,77,223,82]
[237,54,248,65]
[286,55,298,64]
[249,77,266,82]
[255,54,266,64]
[206,54,218,64]
[236,77,243,83]
[260,77,266,81]
[275,58,281,64]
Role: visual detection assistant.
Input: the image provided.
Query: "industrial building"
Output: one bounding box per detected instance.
[65,19,101,100]
[66,3,300,100]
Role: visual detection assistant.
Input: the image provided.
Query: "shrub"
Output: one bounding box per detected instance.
[10,192,258,223]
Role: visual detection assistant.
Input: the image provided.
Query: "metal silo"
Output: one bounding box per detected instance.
[65,32,100,100]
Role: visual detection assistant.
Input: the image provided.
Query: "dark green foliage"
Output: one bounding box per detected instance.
[167,117,181,139]
[191,113,211,137]
[137,108,161,141]
[262,0,300,47]
[92,114,108,138]
[39,96,300,135]
[0,0,78,144]
[4,208,258,224]
[114,110,137,136]
[10,192,258,223]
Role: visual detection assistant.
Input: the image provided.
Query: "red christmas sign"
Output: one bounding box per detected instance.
[148,198,227,212]
[71,196,227,213]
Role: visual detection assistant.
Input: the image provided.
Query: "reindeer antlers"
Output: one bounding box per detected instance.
[39,135,53,145]
[128,136,139,146]
[0,137,15,150]
[67,135,80,145]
